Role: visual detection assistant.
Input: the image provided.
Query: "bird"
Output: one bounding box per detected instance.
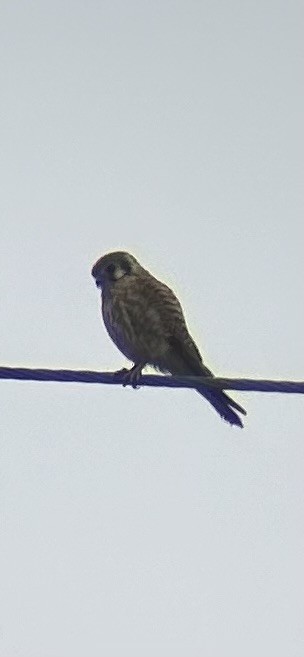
[91,251,246,427]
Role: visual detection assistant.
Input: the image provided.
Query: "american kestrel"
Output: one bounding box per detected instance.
[92,251,246,427]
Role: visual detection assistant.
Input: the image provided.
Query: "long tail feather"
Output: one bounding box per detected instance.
[220,390,246,416]
[196,387,246,428]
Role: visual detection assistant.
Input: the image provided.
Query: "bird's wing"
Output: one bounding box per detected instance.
[127,274,246,422]
[133,273,210,374]
[168,333,212,376]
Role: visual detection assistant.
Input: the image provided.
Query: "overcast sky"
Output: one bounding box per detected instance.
[0,1,303,656]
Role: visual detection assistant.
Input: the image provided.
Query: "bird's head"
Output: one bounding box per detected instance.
[91,251,141,289]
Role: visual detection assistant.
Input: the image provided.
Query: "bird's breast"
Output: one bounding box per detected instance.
[101,279,168,364]
[101,286,146,362]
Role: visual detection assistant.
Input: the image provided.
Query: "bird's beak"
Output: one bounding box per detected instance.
[91,265,103,288]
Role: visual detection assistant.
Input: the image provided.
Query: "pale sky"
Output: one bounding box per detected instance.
[0,1,303,656]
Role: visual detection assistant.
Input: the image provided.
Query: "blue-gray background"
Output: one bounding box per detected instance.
[0,1,303,656]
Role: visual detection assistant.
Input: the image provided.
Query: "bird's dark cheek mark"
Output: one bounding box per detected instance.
[121,259,132,275]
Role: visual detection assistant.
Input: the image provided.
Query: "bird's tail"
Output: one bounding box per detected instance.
[196,387,246,428]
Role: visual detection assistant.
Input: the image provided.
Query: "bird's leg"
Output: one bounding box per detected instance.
[119,363,145,389]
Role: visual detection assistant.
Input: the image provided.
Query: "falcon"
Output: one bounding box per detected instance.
[91,251,246,427]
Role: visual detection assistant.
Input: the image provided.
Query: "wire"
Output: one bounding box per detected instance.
[0,366,303,394]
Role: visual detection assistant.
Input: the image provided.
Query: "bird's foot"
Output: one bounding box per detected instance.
[114,367,129,377]
[115,364,143,389]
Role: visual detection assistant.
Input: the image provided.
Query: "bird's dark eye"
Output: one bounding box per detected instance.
[106,263,116,275]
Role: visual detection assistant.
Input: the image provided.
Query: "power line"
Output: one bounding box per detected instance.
[0,366,303,394]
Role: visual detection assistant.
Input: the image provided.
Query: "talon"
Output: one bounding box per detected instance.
[121,364,143,389]
[114,367,129,377]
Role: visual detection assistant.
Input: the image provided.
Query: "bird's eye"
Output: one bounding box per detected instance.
[106,263,116,275]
